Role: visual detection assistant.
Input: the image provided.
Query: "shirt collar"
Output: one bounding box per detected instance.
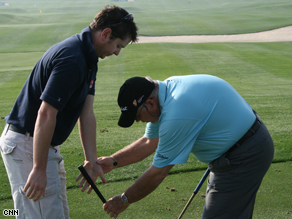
[80,26,99,68]
[158,80,167,111]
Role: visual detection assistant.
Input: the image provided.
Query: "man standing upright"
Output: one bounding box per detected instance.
[0,5,138,219]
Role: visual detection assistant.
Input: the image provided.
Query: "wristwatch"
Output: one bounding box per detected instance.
[111,156,118,167]
[121,193,130,205]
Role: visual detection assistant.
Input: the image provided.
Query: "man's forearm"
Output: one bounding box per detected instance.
[78,112,97,162]
[33,102,57,170]
[112,137,158,168]
[78,95,97,162]
[24,101,58,201]
[124,164,173,203]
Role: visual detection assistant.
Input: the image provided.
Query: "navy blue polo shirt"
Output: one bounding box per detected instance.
[5,26,98,145]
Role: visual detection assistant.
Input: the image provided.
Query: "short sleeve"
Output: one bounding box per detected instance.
[152,119,202,168]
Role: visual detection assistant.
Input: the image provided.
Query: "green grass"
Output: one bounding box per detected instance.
[1,42,292,216]
[1,0,292,53]
[61,161,292,219]
[0,0,292,218]
[2,162,290,218]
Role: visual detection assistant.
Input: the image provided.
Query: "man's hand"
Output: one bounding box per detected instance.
[96,156,116,174]
[76,160,107,194]
[103,195,129,218]
[23,168,47,201]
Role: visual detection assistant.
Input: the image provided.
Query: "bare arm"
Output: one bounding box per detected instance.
[103,164,174,217]
[97,136,158,174]
[76,95,107,193]
[113,136,158,167]
[24,101,58,201]
[78,95,98,162]
[125,164,173,202]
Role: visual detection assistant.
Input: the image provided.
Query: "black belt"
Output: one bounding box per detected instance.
[227,113,262,154]
[7,124,59,146]
[7,124,33,137]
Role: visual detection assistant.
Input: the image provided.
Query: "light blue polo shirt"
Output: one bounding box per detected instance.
[144,75,256,167]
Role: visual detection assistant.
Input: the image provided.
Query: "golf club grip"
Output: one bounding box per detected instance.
[78,165,107,203]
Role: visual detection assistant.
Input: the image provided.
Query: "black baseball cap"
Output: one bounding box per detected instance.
[118,77,155,128]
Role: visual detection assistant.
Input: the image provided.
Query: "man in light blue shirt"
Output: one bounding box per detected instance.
[100,75,274,219]
[145,75,255,166]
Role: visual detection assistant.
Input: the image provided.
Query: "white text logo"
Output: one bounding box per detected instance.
[120,106,128,111]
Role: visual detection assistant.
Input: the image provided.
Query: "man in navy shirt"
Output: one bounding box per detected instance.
[0,5,138,219]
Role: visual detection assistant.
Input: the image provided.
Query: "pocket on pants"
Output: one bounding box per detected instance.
[209,154,233,173]
[0,141,17,154]
[18,182,64,219]
[43,182,61,197]
[19,181,60,198]
[40,183,64,219]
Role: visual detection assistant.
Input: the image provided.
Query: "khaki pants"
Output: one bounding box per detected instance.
[0,126,70,219]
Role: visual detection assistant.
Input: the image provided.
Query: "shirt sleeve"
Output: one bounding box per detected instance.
[152,119,202,168]
[144,121,159,139]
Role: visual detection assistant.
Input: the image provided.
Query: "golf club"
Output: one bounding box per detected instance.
[78,165,107,203]
[178,168,210,219]
[78,165,119,219]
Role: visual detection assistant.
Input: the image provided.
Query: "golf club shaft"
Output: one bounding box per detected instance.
[78,165,107,203]
[178,168,210,219]
[78,165,119,219]
[178,193,195,219]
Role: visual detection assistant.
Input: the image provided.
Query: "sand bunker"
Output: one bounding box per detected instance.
[138,25,292,43]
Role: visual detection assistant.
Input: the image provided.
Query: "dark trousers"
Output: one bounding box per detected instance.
[202,122,274,219]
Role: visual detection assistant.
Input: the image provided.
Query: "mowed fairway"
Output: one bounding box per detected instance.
[0,0,292,218]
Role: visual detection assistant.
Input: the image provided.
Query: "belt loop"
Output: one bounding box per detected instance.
[25,132,30,141]
[4,124,10,135]
[253,110,262,124]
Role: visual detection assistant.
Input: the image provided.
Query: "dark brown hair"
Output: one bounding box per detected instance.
[90,5,138,43]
